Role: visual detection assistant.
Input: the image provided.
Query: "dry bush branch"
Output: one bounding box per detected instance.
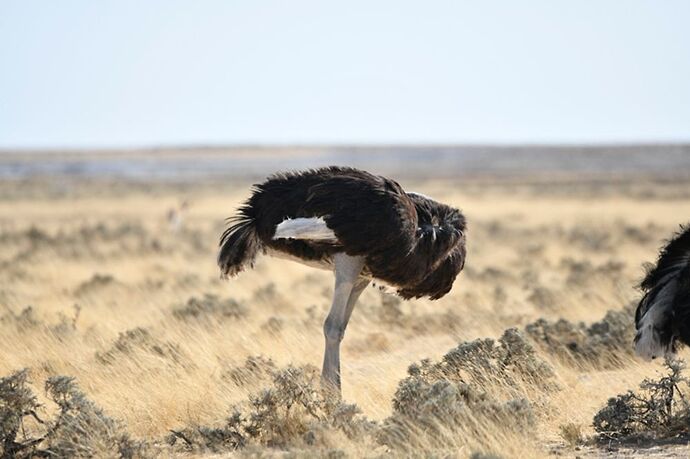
[593,357,690,440]
[0,370,147,459]
[169,365,375,453]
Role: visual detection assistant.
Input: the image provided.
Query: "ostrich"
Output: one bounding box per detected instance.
[634,224,690,360]
[218,166,467,395]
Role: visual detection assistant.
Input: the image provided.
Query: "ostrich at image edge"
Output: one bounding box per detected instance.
[634,224,690,360]
[218,167,466,395]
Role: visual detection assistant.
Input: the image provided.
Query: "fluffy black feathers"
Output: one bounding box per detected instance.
[218,166,466,300]
[634,225,690,359]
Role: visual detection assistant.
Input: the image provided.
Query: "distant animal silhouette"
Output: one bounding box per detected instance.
[218,167,467,395]
[634,225,690,360]
[166,200,189,232]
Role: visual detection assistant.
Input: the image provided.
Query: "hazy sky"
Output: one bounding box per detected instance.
[1,1,689,148]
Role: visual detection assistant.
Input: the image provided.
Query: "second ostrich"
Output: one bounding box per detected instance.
[218,166,467,395]
[634,224,690,360]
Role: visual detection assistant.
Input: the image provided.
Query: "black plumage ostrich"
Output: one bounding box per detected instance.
[218,166,466,395]
[634,225,690,360]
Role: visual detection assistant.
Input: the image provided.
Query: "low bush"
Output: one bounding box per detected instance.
[381,376,535,452]
[378,329,552,453]
[1,305,81,341]
[172,294,246,322]
[430,328,556,391]
[0,370,145,458]
[525,306,635,369]
[169,365,374,453]
[74,273,118,296]
[222,355,277,387]
[96,327,192,369]
[593,357,690,440]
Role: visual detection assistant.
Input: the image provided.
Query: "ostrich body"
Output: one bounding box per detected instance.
[218,166,467,394]
[634,225,690,360]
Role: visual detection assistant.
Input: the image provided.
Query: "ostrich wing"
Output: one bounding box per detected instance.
[301,173,466,300]
[300,173,422,282]
[274,217,339,242]
[303,174,417,249]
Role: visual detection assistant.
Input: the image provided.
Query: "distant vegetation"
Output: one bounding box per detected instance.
[1,174,689,457]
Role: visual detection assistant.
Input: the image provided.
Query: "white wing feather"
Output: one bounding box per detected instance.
[273,217,339,242]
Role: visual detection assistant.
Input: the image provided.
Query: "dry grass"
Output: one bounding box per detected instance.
[1,175,690,457]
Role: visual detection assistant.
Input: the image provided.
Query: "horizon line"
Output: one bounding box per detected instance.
[2,140,690,154]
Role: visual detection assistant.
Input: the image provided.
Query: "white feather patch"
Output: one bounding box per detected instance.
[273,217,338,242]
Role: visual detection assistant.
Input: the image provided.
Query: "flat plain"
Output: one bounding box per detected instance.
[1,150,690,457]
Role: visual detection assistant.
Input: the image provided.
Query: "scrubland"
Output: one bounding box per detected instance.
[2,173,690,457]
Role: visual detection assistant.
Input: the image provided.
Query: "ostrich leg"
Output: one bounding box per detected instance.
[322,253,366,396]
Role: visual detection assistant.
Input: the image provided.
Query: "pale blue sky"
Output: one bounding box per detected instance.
[1,1,689,148]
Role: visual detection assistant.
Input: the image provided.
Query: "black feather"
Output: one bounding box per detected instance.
[217,166,467,300]
[641,225,690,291]
[217,208,260,278]
[634,224,690,355]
